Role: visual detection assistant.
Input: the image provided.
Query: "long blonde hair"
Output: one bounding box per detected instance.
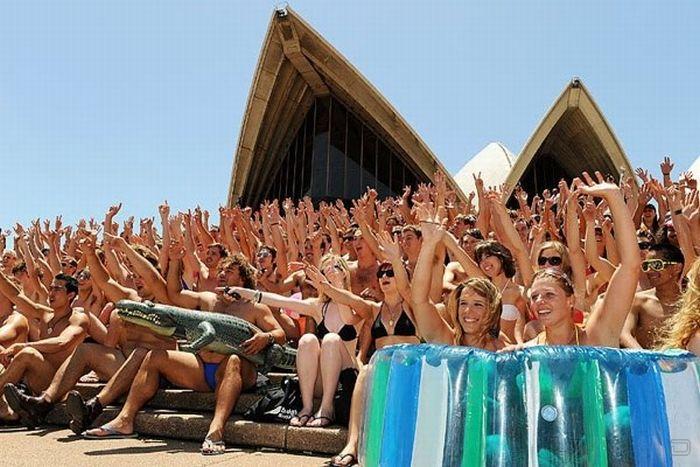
[660,257,700,350]
[447,278,502,346]
[317,253,351,303]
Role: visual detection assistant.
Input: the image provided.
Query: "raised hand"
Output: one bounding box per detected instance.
[376,231,402,260]
[473,172,484,194]
[158,201,170,219]
[635,167,650,183]
[573,171,624,201]
[660,156,674,176]
[107,203,122,218]
[582,198,597,223]
[304,263,329,292]
[168,239,186,261]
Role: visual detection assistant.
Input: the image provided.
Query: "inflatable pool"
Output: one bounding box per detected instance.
[360,345,700,467]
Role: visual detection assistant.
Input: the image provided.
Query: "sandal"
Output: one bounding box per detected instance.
[308,415,334,428]
[289,412,312,427]
[201,437,226,455]
[82,425,138,439]
[328,453,358,466]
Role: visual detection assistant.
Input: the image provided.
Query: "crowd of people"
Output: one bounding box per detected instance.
[1,156,699,463]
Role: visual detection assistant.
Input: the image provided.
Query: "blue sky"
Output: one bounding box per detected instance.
[2,1,699,231]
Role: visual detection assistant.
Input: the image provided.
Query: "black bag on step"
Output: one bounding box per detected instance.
[333,368,358,426]
[243,376,302,423]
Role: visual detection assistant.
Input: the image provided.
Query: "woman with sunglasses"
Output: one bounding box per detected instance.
[660,257,700,355]
[227,254,369,429]
[320,232,419,467]
[504,174,641,349]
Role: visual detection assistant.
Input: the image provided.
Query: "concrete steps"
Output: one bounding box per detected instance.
[42,375,347,455]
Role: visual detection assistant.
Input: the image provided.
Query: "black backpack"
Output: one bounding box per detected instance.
[244,376,302,423]
[333,368,358,426]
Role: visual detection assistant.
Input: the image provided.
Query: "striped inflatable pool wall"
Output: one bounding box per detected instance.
[359,344,700,467]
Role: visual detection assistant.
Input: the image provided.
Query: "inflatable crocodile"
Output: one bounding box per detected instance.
[115,300,297,373]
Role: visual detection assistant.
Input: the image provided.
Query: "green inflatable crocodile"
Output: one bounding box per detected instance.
[115,300,297,373]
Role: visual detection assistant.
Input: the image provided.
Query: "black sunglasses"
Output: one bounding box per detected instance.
[538,256,563,267]
[638,242,652,250]
[376,269,395,279]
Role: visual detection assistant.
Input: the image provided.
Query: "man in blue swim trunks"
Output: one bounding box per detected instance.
[82,241,286,456]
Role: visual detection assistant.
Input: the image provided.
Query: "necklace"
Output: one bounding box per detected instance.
[47,312,70,335]
[382,301,402,328]
[538,325,580,345]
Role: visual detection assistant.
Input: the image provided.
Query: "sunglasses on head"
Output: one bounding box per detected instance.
[538,256,563,267]
[641,259,680,272]
[376,269,395,279]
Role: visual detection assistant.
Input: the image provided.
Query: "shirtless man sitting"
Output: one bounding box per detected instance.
[3,233,176,430]
[0,289,30,356]
[621,243,684,349]
[82,241,285,456]
[0,271,89,425]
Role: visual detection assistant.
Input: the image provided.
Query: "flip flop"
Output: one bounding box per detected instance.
[289,412,312,427]
[309,416,334,428]
[201,437,226,455]
[82,425,138,439]
[328,453,358,466]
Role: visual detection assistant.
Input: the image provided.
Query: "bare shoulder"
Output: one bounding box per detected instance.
[686,331,700,356]
[70,307,90,325]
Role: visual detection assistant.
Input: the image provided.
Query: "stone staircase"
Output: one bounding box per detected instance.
[44,373,347,455]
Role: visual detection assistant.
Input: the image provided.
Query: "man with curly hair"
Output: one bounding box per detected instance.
[80,240,285,456]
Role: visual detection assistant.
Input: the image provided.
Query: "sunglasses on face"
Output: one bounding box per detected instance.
[638,242,652,250]
[538,256,563,267]
[257,251,271,258]
[641,259,680,272]
[376,269,395,279]
[342,236,354,242]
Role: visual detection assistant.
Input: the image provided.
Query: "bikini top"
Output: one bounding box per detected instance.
[371,303,417,340]
[316,301,358,342]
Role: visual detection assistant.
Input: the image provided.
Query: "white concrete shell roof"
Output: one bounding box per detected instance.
[454,142,516,196]
[688,156,700,179]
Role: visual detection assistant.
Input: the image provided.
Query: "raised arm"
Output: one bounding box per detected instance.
[228,286,321,323]
[105,233,169,303]
[441,231,484,279]
[81,234,139,303]
[165,241,210,309]
[666,185,697,276]
[0,270,52,320]
[410,221,454,344]
[305,265,374,321]
[488,192,534,286]
[579,173,642,346]
[563,189,587,301]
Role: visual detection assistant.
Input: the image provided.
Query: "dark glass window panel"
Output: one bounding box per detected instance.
[391,155,404,193]
[361,128,376,191]
[328,98,347,200]
[302,102,315,196]
[294,126,304,199]
[311,96,330,198]
[376,140,392,198]
[345,112,363,199]
[404,167,417,191]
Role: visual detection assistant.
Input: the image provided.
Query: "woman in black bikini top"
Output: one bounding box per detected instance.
[324,231,420,467]
[229,254,372,430]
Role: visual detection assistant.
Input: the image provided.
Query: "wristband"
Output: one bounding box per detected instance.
[267,333,275,346]
[673,209,682,215]
[253,291,263,304]
[662,172,671,176]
